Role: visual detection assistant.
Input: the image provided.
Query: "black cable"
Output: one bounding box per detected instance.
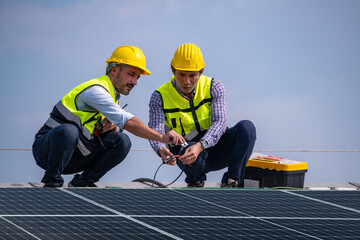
[131,178,165,188]
[161,169,183,188]
[151,163,163,188]
[142,143,188,188]
[151,161,183,188]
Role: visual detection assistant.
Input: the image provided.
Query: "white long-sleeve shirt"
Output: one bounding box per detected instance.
[76,85,133,131]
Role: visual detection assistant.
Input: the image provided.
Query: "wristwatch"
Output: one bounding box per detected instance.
[200,139,209,149]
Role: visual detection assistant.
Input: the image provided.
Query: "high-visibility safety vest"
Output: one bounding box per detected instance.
[44,75,118,155]
[156,75,213,141]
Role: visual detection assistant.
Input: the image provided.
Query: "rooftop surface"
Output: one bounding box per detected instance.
[1,181,359,190]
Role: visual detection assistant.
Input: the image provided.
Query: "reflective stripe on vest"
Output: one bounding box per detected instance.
[44,75,118,156]
[157,75,212,141]
[44,113,92,156]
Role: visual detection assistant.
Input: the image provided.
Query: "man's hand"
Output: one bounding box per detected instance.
[102,118,118,132]
[179,142,204,165]
[123,117,185,144]
[167,130,186,145]
[160,130,186,145]
[158,148,177,165]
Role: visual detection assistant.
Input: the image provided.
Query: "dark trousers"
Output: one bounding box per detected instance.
[32,124,131,184]
[177,120,256,184]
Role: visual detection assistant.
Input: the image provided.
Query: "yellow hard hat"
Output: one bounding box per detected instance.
[106,46,151,75]
[171,43,205,71]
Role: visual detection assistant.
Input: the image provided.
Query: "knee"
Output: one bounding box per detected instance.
[236,120,256,141]
[118,133,131,152]
[106,132,132,152]
[53,124,79,145]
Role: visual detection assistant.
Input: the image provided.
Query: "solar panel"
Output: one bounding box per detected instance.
[0,188,359,239]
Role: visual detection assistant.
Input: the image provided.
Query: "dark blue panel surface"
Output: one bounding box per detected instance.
[0,188,359,239]
[174,189,360,218]
[297,190,360,211]
[0,188,112,215]
[272,218,360,239]
[135,217,317,239]
[5,216,173,240]
[68,188,241,216]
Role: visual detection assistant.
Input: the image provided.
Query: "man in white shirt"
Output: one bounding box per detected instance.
[33,46,184,187]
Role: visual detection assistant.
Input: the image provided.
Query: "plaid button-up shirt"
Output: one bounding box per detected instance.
[148,77,227,153]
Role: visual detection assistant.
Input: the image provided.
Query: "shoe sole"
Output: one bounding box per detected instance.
[67,182,97,188]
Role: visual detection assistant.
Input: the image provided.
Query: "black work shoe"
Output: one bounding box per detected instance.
[187,180,205,188]
[220,179,239,188]
[68,174,98,188]
[43,182,63,188]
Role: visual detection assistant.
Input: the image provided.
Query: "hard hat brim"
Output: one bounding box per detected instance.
[106,59,151,75]
[139,67,151,75]
[171,66,204,72]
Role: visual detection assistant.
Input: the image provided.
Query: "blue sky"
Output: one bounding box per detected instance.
[0,0,359,184]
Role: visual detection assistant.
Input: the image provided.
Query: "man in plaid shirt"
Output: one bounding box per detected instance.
[148,43,256,188]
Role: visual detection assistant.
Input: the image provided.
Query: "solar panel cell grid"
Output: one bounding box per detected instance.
[297,191,360,211]
[135,217,315,240]
[0,188,359,239]
[0,188,113,216]
[5,216,173,240]
[177,189,360,218]
[0,217,31,240]
[69,189,240,217]
[274,219,360,239]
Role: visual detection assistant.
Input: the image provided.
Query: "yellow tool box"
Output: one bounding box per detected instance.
[244,153,308,188]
